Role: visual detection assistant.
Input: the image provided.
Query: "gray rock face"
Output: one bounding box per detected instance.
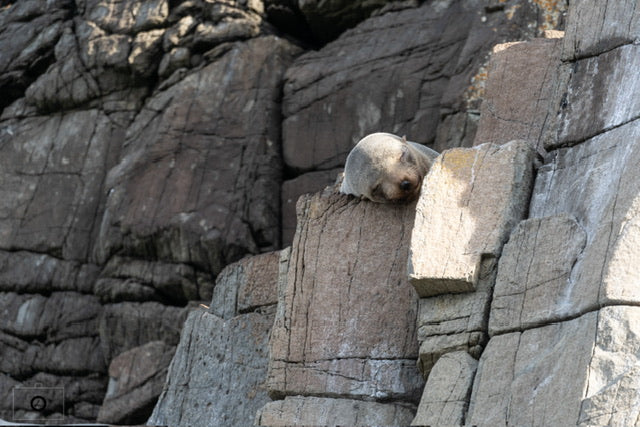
[148,309,275,427]
[0,0,73,111]
[257,395,416,426]
[267,187,424,403]
[96,36,300,274]
[408,140,536,297]
[11,0,640,425]
[281,0,552,174]
[472,37,565,152]
[412,351,478,426]
[97,340,175,425]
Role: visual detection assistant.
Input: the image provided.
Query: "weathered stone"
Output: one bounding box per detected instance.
[557,44,640,146]
[562,0,640,60]
[0,251,99,294]
[98,302,187,362]
[84,0,169,34]
[95,256,211,304]
[281,169,341,246]
[417,332,485,377]
[412,351,477,426]
[468,306,640,426]
[97,341,175,425]
[408,140,535,297]
[0,332,105,378]
[530,119,640,317]
[96,36,301,274]
[489,215,587,334]
[0,0,72,111]
[282,1,548,173]
[210,250,282,319]
[0,110,127,260]
[473,38,564,152]
[1,372,107,422]
[296,0,394,43]
[129,29,165,77]
[433,111,479,153]
[148,309,274,427]
[256,395,416,426]
[0,292,102,341]
[415,258,495,376]
[267,187,423,401]
[24,23,140,113]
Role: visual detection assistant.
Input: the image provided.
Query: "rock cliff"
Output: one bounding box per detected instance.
[4,0,638,426]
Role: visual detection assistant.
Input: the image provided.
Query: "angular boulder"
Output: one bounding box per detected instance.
[408,140,536,297]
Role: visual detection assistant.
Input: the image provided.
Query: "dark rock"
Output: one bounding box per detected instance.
[148,309,275,427]
[0,109,129,261]
[96,36,301,275]
[95,256,213,304]
[281,0,552,173]
[281,169,341,247]
[0,0,73,112]
[0,371,107,422]
[0,251,100,294]
[210,250,284,319]
[97,341,175,425]
[0,292,102,341]
[98,302,188,362]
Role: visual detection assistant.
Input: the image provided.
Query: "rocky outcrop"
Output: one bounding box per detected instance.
[14,0,639,425]
[409,0,640,425]
[148,249,285,427]
[267,188,423,403]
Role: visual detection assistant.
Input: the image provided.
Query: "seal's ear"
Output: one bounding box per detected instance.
[399,140,412,163]
[401,135,409,145]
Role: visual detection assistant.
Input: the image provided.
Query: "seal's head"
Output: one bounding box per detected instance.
[340,133,438,203]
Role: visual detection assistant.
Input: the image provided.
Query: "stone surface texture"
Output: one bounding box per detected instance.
[267,187,424,402]
[6,0,640,425]
[148,248,284,426]
[256,396,415,426]
[411,351,477,426]
[408,140,535,297]
[408,1,640,425]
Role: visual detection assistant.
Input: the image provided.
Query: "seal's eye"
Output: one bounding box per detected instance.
[399,180,412,192]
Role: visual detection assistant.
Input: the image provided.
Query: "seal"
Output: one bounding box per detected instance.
[340,132,439,203]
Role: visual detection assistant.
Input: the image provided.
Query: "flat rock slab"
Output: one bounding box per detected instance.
[408,140,535,297]
[210,250,283,319]
[562,0,640,60]
[267,188,423,401]
[468,306,640,426]
[97,340,175,425]
[473,38,564,152]
[412,351,477,426]
[529,119,640,319]
[490,214,587,334]
[96,36,300,273]
[0,109,125,260]
[148,309,274,427]
[256,395,415,427]
[557,44,640,146]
